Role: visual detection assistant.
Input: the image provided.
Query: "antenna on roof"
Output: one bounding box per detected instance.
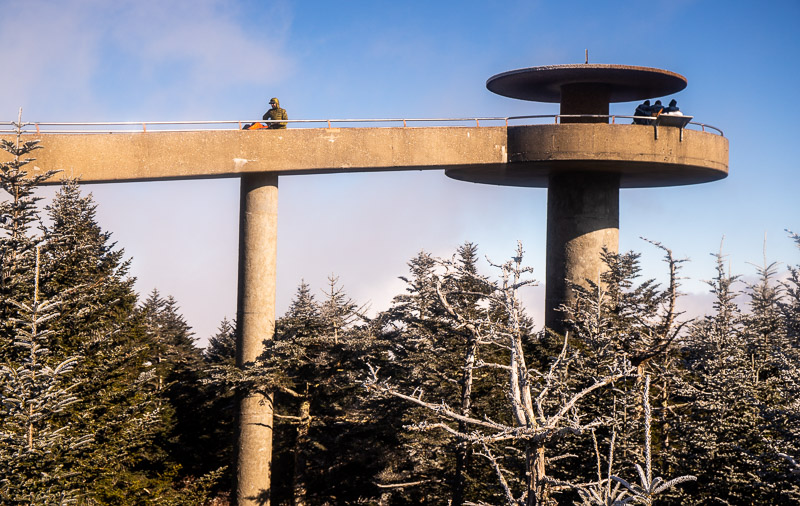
[585,49,589,64]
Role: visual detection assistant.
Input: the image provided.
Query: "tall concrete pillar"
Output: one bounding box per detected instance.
[235,172,279,506]
[559,83,610,123]
[483,63,702,333]
[544,172,619,333]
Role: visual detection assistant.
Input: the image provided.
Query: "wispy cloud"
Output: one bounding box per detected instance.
[0,0,293,120]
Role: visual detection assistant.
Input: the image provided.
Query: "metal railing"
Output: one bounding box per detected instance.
[0,115,724,136]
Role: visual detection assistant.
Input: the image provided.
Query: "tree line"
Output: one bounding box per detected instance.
[1,122,799,504]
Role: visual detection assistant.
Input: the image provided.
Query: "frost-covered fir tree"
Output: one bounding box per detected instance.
[781,231,800,340]
[741,237,800,502]
[373,244,510,504]
[669,238,800,504]
[30,182,173,503]
[205,278,391,504]
[204,317,237,364]
[371,243,637,505]
[0,130,224,502]
[0,116,89,503]
[558,241,688,488]
[0,248,91,504]
[0,111,57,361]
[320,274,368,344]
[136,290,210,472]
[39,179,137,355]
[259,279,383,504]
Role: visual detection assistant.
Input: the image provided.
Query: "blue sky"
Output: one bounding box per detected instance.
[1,0,798,343]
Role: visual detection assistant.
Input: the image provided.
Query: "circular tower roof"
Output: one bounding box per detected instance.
[486,64,687,103]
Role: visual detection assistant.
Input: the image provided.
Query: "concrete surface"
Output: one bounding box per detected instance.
[0,127,508,184]
[4,124,727,189]
[2,120,728,502]
[545,173,619,333]
[445,123,729,187]
[235,173,279,505]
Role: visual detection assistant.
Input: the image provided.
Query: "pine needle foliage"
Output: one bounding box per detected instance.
[0,111,58,361]
[204,317,236,365]
[39,179,137,355]
[0,248,91,504]
[369,243,642,506]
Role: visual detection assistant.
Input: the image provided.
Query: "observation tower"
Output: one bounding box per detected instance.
[446,63,729,332]
[2,61,729,504]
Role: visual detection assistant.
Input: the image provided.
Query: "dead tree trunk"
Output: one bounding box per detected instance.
[453,335,477,505]
[293,398,311,506]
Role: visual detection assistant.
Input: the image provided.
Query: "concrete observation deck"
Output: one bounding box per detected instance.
[446,123,728,188]
[2,71,728,504]
[481,63,730,333]
[1,121,727,186]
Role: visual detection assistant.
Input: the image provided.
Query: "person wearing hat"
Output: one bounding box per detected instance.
[262,97,288,129]
[650,100,664,118]
[663,99,683,116]
[633,100,652,125]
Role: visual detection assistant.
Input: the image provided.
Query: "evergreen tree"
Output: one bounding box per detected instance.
[374,245,494,503]
[264,280,384,504]
[136,290,213,479]
[0,248,91,504]
[669,241,800,505]
[197,318,238,500]
[320,274,366,345]
[0,141,225,503]
[33,183,173,503]
[204,278,399,505]
[275,281,326,342]
[0,112,57,361]
[371,243,641,505]
[558,241,689,486]
[39,179,137,356]
[774,231,800,502]
[205,317,237,365]
[781,231,800,340]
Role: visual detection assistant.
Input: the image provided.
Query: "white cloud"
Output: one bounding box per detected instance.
[0,1,102,118]
[0,0,293,120]
[107,1,292,87]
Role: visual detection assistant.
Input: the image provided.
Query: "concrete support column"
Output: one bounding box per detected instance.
[235,172,279,505]
[560,83,610,123]
[544,172,619,334]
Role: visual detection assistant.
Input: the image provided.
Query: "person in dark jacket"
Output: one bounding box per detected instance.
[263,97,288,129]
[663,99,682,115]
[651,100,664,117]
[633,100,652,124]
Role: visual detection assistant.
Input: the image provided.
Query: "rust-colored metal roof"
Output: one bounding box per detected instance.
[486,64,687,103]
